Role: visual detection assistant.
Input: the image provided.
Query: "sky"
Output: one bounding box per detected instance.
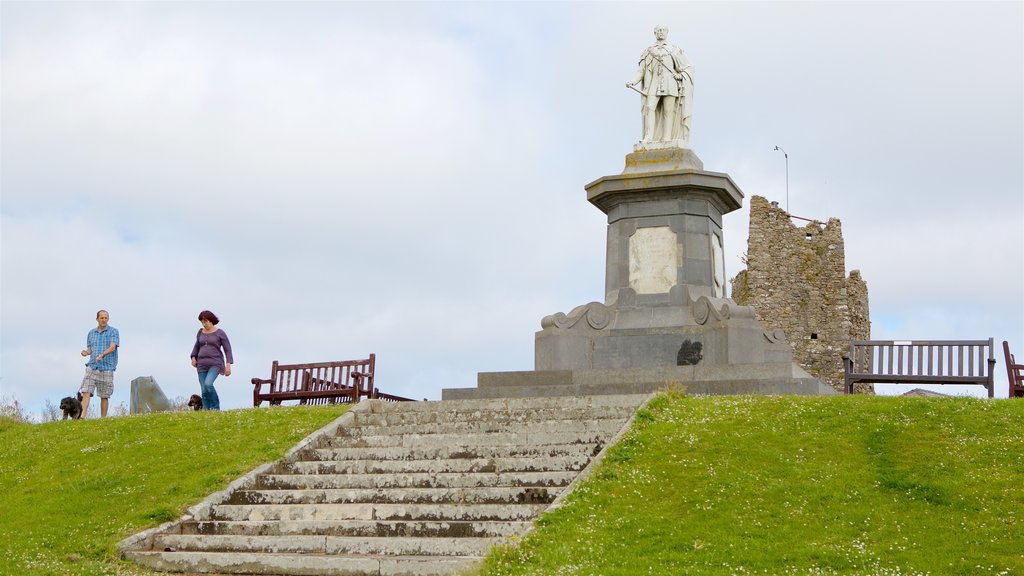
[2,1,1022,417]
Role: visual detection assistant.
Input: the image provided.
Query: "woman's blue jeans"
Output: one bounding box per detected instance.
[197,370,221,410]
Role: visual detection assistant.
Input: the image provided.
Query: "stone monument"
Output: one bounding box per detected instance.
[443,27,831,400]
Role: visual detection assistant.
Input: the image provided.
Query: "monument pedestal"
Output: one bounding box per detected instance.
[442,149,831,400]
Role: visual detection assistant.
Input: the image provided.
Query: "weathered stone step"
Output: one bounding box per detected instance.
[183,519,531,539]
[153,534,498,557]
[255,470,576,490]
[335,419,625,438]
[124,550,479,576]
[330,429,614,448]
[442,382,659,400]
[274,454,590,475]
[365,394,649,413]
[207,502,548,522]
[227,486,558,506]
[350,404,638,427]
[305,441,598,461]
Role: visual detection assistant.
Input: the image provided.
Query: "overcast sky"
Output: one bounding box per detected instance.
[2,1,1022,416]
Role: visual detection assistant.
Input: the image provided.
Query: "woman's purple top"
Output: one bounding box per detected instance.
[191,328,234,374]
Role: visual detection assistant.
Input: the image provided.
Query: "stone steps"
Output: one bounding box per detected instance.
[274,455,590,475]
[182,520,531,538]
[153,534,498,556]
[121,551,480,576]
[349,404,635,426]
[255,471,576,490]
[207,502,551,523]
[121,394,649,575]
[443,381,657,400]
[303,442,597,460]
[365,395,647,412]
[334,419,623,438]
[226,486,559,505]
[324,427,623,448]
[443,367,834,400]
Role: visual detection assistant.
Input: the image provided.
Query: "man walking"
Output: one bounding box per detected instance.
[80,309,119,418]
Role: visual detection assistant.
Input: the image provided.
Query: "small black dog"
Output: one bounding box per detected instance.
[187,394,203,411]
[60,392,83,420]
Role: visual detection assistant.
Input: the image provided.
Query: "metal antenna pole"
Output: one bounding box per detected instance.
[774,146,789,213]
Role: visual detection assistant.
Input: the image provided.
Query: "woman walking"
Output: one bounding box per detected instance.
[190,310,233,410]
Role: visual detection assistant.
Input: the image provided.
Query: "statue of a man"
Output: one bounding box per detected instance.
[626,25,694,146]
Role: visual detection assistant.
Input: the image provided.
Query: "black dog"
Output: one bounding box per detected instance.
[187,394,203,411]
[60,392,83,420]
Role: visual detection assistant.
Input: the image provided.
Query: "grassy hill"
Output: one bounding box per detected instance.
[476,394,1023,576]
[0,405,350,576]
[1,395,1021,576]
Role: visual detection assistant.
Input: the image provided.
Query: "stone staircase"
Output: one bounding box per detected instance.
[120,394,649,575]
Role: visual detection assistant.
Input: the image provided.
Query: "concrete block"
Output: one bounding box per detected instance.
[130,376,173,414]
[477,370,573,388]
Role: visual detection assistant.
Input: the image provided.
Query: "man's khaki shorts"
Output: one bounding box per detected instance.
[80,367,114,398]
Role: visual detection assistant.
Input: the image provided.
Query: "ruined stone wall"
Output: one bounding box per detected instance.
[731,196,870,392]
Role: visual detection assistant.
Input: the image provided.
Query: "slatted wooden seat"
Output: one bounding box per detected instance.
[1003,341,1024,398]
[844,339,996,397]
[251,354,414,406]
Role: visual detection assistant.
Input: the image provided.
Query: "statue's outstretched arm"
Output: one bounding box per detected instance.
[627,70,644,88]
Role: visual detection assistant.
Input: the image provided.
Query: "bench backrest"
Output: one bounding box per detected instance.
[265,355,375,403]
[1003,340,1024,398]
[845,339,995,397]
[847,339,994,379]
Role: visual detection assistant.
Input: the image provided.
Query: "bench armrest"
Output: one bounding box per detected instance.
[251,377,272,395]
[251,377,272,407]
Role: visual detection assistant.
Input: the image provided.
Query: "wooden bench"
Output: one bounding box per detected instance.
[844,339,996,398]
[251,354,414,406]
[1003,340,1024,398]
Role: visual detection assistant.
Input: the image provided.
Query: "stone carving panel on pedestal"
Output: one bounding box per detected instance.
[629,226,678,295]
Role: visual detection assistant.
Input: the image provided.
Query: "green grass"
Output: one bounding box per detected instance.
[0,405,349,576]
[3,396,1022,576]
[476,394,1024,576]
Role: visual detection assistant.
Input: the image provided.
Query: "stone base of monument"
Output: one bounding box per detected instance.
[441,293,834,400]
[534,295,796,368]
[442,363,830,400]
[442,149,833,400]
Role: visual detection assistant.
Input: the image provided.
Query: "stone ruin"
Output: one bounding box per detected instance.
[731,196,871,392]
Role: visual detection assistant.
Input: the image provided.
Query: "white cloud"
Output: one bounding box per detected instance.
[2,1,1021,415]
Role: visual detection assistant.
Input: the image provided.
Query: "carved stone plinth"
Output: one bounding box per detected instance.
[534,296,795,372]
[624,146,703,173]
